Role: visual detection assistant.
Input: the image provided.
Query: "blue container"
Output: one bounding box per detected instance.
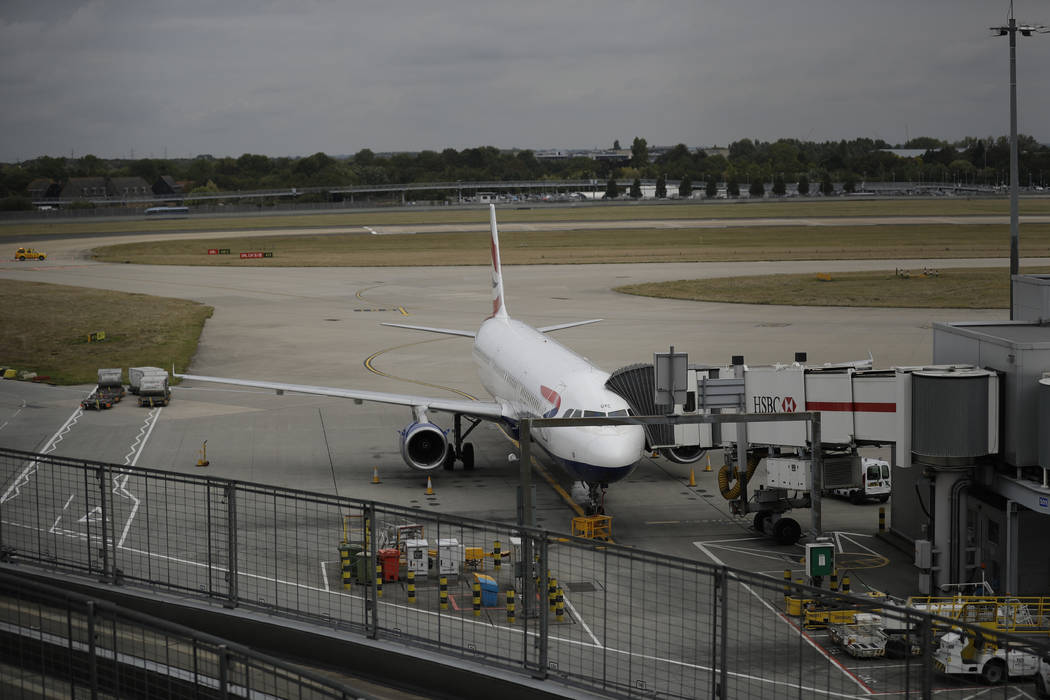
[476,573,498,607]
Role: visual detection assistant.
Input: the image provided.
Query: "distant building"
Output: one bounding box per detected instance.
[880,148,935,159]
[152,175,184,196]
[108,176,152,198]
[26,178,61,199]
[61,177,108,200]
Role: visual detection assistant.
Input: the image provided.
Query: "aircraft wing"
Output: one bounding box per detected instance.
[174,373,506,419]
[537,319,602,333]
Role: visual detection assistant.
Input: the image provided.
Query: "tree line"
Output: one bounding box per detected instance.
[3,134,1049,208]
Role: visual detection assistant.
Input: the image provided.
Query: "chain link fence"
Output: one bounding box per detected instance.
[1,447,1047,699]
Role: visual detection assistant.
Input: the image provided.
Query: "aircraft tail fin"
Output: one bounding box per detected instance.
[488,204,509,319]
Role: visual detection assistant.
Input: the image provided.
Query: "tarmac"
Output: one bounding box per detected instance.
[0,224,1040,697]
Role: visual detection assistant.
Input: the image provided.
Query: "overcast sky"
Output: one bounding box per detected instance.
[2,1,1048,162]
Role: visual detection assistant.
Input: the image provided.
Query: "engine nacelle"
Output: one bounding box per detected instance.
[399,421,449,471]
[661,445,707,464]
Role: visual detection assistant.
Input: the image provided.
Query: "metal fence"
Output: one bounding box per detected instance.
[0,446,1047,699]
[0,569,375,699]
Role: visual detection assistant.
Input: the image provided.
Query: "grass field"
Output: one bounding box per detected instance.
[5,196,1050,239]
[0,279,213,384]
[615,266,1050,309]
[90,222,1050,266]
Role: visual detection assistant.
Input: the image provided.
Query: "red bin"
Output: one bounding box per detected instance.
[379,548,400,582]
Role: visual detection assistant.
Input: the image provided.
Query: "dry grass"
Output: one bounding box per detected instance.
[91,223,1050,266]
[0,279,213,384]
[615,267,1050,309]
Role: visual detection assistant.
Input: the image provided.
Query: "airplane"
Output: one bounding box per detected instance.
[176,205,646,513]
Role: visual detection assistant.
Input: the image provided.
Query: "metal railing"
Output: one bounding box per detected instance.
[0,569,376,699]
[0,446,1046,699]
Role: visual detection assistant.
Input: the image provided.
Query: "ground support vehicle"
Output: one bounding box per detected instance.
[933,629,1041,684]
[81,368,126,410]
[825,456,890,504]
[828,613,888,658]
[13,247,46,261]
[1035,654,1050,697]
[137,373,171,407]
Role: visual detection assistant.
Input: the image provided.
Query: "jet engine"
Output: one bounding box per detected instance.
[399,421,449,471]
[661,445,707,464]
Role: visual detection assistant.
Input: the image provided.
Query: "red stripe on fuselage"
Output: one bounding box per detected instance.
[806,401,896,413]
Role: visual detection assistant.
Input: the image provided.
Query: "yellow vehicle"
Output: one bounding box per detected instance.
[14,247,46,261]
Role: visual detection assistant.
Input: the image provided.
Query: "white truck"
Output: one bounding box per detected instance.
[824,456,891,504]
[933,629,1041,684]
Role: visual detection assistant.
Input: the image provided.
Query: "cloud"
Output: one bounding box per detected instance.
[1,0,1048,160]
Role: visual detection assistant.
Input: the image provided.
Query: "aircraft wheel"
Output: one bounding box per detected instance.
[772,517,801,546]
[461,443,475,470]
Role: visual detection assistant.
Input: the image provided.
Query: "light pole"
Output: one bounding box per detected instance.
[991,2,1047,319]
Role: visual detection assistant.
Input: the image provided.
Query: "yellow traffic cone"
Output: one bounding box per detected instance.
[704,454,712,472]
[688,467,696,487]
[372,466,380,484]
[425,476,434,495]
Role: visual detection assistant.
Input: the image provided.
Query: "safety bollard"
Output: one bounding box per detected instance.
[493,540,501,571]
[440,576,448,611]
[339,544,351,591]
[842,575,851,594]
[549,576,558,612]
[507,589,516,624]
[375,561,383,598]
[783,568,791,599]
[830,569,839,592]
[407,570,416,604]
[555,587,564,622]
[473,579,481,617]
[878,506,886,533]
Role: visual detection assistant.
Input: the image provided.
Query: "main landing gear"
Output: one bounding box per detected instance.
[444,414,480,470]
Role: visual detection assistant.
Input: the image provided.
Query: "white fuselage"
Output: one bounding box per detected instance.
[472,316,644,484]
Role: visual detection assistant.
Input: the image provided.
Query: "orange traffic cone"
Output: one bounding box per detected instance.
[372,466,380,484]
[704,454,713,472]
[425,476,434,495]
[688,468,696,487]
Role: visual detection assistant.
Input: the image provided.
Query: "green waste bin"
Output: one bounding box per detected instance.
[349,544,369,584]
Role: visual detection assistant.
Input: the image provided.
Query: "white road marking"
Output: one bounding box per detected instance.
[694,540,872,696]
[1,406,83,503]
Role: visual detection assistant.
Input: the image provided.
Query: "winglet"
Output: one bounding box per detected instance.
[488,204,508,319]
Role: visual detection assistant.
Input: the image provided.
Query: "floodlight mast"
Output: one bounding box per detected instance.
[991,2,1048,319]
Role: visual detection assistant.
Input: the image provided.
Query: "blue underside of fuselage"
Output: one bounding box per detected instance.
[502,418,637,485]
[543,450,637,486]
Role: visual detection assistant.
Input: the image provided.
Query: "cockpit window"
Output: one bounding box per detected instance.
[583,410,605,417]
[608,409,629,417]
